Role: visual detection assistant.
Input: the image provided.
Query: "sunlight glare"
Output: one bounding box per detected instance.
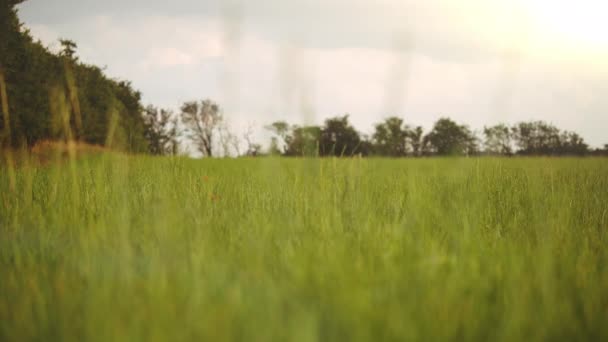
[526,0,608,50]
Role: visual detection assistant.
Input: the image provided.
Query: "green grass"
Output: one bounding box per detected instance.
[1,155,607,341]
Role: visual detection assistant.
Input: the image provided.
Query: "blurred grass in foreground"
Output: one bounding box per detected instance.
[1,154,607,341]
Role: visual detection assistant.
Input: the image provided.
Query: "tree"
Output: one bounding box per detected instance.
[590,144,608,156]
[269,137,281,155]
[285,125,321,157]
[559,131,588,155]
[243,123,261,156]
[483,124,512,155]
[143,105,179,155]
[265,121,290,154]
[409,126,424,157]
[59,39,78,61]
[217,122,239,157]
[0,0,55,147]
[511,121,565,155]
[372,117,409,156]
[110,81,148,152]
[510,121,590,155]
[265,120,320,156]
[424,117,477,156]
[319,115,362,157]
[0,1,149,151]
[180,99,222,157]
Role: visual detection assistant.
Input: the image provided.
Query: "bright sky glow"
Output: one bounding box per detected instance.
[526,0,608,52]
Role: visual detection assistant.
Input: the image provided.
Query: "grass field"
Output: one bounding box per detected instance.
[1,154,607,341]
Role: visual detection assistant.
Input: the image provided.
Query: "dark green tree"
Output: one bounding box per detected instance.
[143,105,179,155]
[372,117,409,156]
[59,39,78,61]
[319,115,362,157]
[510,121,588,155]
[483,123,512,155]
[285,125,321,157]
[424,117,478,156]
[558,131,588,155]
[409,126,424,157]
[0,0,149,151]
[180,99,222,157]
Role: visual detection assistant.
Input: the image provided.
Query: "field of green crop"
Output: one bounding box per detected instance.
[1,154,607,341]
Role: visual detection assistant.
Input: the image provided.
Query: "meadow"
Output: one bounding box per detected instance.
[1,153,607,341]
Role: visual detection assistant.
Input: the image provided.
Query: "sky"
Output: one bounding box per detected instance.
[17,0,608,148]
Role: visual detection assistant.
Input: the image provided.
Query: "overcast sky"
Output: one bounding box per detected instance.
[18,0,608,147]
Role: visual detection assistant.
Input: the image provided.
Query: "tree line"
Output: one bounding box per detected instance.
[146,100,608,157]
[1,0,147,151]
[263,116,606,157]
[1,1,607,157]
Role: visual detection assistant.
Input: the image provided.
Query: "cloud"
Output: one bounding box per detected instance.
[139,48,196,69]
[18,0,527,59]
